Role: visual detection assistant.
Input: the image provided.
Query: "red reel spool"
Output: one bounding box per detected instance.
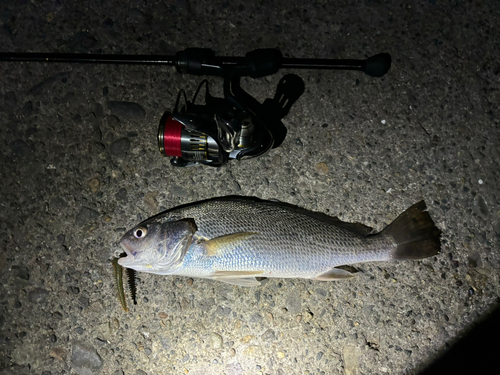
[159,115,183,157]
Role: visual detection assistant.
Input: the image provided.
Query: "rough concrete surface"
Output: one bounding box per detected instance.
[0,1,499,374]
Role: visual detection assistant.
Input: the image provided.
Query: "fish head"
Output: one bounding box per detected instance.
[118,218,197,274]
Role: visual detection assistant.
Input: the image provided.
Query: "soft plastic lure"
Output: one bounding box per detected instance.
[112,257,137,312]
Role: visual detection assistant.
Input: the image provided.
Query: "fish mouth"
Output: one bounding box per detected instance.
[117,242,135,267]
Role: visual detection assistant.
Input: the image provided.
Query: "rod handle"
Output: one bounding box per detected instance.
[363,53,391,77]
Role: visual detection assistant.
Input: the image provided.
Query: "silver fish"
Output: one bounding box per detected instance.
[118,197,440,286]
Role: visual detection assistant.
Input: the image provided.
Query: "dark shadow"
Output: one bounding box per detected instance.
[261,74,305,148]
[419,302,500,374]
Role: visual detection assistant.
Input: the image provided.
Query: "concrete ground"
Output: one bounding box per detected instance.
[0,1,499,374]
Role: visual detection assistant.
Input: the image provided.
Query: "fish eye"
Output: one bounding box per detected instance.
[134,227,147,239]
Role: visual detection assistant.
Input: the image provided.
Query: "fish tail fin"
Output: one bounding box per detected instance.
[381,201,441,260]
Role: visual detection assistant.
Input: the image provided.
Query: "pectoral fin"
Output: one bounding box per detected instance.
[201,232,258,257]
[315,268,354,281]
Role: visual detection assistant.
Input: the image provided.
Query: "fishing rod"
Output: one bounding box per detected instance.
[0,48,391,167]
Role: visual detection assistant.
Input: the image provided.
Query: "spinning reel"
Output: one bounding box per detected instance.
[1,48,391,167]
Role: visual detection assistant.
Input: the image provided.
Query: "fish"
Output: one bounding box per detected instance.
[117,196,441,287]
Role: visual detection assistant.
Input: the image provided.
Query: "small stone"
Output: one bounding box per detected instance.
[271,154,282,167]
[170,184,188,197]
[15,266,29,280]
[476,268,492,277]
[224,361,243,375]
[67,286,80,295]
[107,101,146,120]
[180,298,190,309]
[210,333,223,349]
[229,348,236,357]
[12,344,35,365]
[249,313,262,323]
[144,191,158,211]
[286,294,301,314]
[28,287,49,303]
[216,305,232,317]
[109,137,130,157]
[115,188,128,202]
[264,312,274,324]
[50,196,67,210]
[71,340,104,375]
[241,335,255,343]
[75,207,99,226]
[316,351,324,360]
[243,345,262,357]
[474,195,489,216]
[104,115,120,130]
[109,318,120,332]
[277,351,285,359]
[302,311,313,323]
[49,334,57,343]
[315,162,329,175]
[261,329,275,341]
[158,312,168,319]
[88,178,100,193]
[232,180,242,191]
[254,291,261,302]
[50,347,67,361]
[57,234,66,245]
[95,338,107,346]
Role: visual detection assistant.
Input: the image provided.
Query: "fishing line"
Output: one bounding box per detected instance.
[162,117,183,157]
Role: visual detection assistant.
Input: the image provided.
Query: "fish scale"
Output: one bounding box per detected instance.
[118,197,441,286]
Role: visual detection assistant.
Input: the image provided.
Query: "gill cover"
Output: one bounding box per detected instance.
[119,218,197,274]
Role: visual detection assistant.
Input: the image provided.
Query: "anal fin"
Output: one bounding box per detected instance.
[212,277,261,287]
[211,270,265,287]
